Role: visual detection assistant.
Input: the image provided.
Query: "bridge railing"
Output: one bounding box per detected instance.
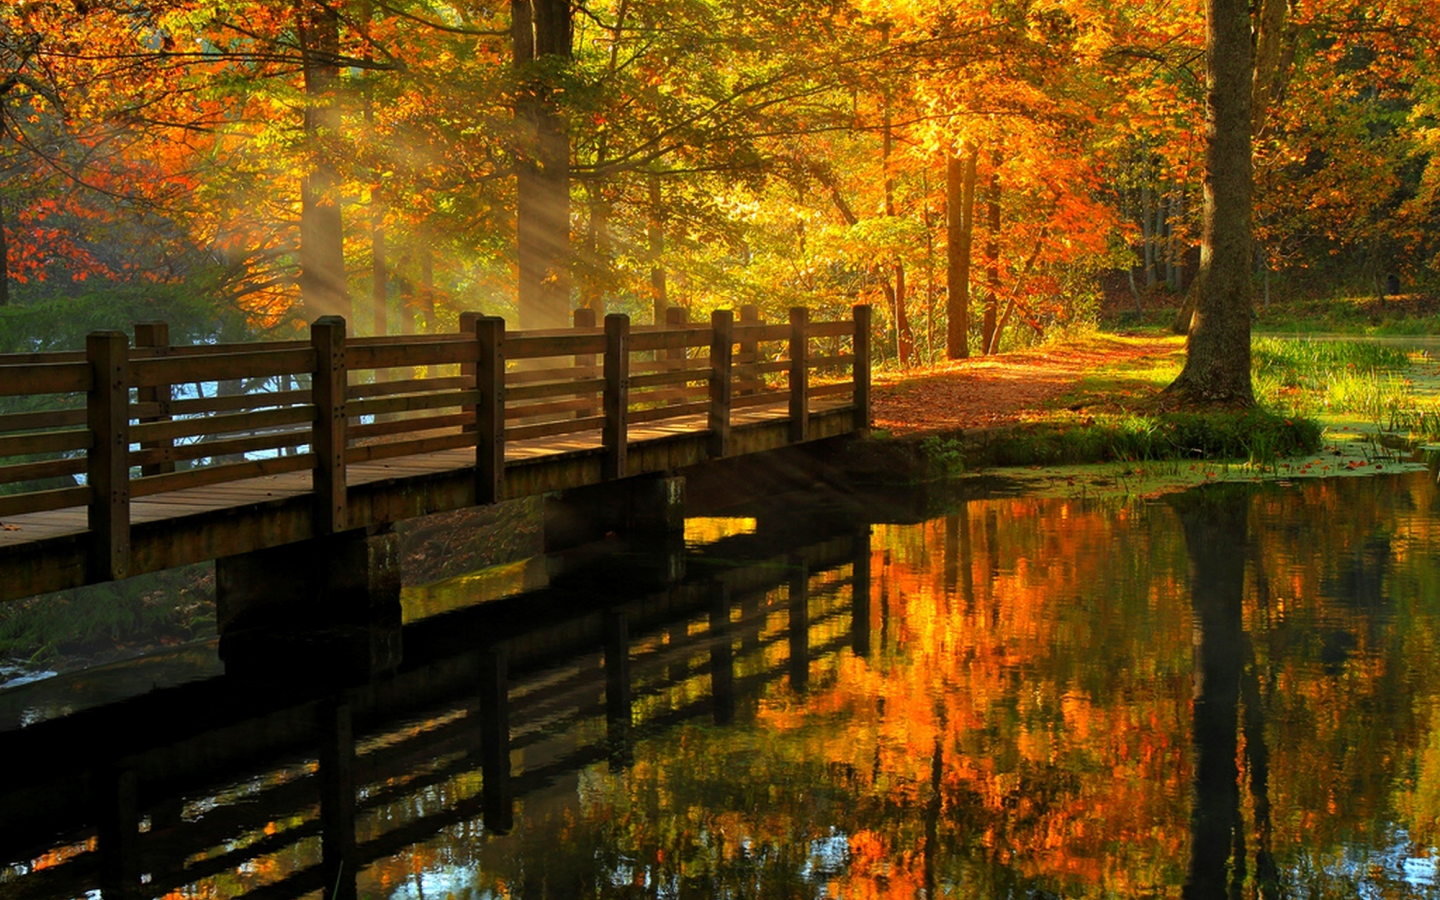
[0,305,871,578]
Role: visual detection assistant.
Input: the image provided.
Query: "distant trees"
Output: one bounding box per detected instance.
[2,0,1438,356]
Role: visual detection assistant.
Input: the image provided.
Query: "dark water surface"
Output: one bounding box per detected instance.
[5,473,1440,899]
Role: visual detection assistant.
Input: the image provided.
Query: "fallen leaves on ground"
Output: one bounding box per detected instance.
[873,334,1184,436]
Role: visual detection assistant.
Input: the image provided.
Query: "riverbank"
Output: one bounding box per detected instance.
[864,328,1435,496]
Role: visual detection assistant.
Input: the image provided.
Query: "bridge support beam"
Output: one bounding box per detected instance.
[215,526,402,681]
[543,473,686,552]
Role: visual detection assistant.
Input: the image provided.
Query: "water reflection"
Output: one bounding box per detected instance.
[5,474,1440,898]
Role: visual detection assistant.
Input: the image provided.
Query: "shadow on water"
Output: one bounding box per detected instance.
[5,473,1440,898]
[0,494,877,900]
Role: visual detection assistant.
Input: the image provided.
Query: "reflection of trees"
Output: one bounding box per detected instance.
[1176,487,1258,900]
[326,475,1440,899]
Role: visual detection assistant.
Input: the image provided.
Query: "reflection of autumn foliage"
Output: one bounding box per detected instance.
[317,475,1440,899]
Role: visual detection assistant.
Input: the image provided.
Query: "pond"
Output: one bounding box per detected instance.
[4,470,1440,899]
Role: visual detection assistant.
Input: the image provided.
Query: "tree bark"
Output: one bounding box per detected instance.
[0,197,8,307]
[981,149,1001,355]
[371,208,386,335]
[1166,0,1255,405]
[881,85,912,367]
[513,0,572,330]
[945,142,978,360]
[648,172,666,323]
[298,0,349,323]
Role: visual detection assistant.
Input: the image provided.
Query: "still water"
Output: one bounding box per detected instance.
[5,472,1440,899]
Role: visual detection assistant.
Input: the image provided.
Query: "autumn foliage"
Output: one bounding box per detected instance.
[1,0,1438,349]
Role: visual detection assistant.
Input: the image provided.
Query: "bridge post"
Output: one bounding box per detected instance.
[604,610,632,769]
[853,304,872,436]
[86,331,130,582]
[708,309,733,459]
[788,307,810,443]
[134,322,175,476]
[852,526,872,658]
[602,314,630,480]
[310,316,348,535]
[478,648,513,833]
[708,580,734,725]
[318,699,357,900]
[469,315,505,505]
[96,765,139,899]
[788,554,810,692]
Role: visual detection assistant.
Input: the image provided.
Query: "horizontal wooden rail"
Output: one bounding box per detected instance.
[0,305,871,590]
[0,362,92,397]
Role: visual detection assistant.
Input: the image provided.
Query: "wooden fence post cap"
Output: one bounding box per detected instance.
[312,315,347,330]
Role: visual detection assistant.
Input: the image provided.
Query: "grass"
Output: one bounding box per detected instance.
[978,409,1322,468]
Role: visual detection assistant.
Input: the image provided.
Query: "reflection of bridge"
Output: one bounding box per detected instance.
[0,306,871,605]
[0,519,873,900]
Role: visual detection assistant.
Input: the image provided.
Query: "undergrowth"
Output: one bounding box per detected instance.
[978,409,1322,468]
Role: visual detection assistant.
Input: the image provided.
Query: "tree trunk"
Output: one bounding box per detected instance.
[881,84,912,367]
[419,239,435,332]
[648,172,666,323]
[1166,0,1255,405]
[298,0,349,323]
[0,198,8,307]
[371,208,386,335]
[513,0,572,330]
[945,142,977,360]
[1142,184,1156,288]
[580,158,611,313]
[1175,489,1249,900]
[981,150,1001,355]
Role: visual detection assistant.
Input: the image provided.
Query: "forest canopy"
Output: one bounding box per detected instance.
[1,0,1437,358]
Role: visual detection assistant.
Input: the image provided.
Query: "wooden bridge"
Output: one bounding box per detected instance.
[0,305,872,605]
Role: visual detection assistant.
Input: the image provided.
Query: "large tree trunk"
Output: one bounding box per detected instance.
[298,0,349,323]
[513,0,572,330]
[1166,0,1255,404]
[945,142,978,360]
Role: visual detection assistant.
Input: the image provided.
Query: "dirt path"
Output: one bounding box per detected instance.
[872,333,1183,436]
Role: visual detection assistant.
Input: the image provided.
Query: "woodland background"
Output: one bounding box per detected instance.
[2,0,1438,363]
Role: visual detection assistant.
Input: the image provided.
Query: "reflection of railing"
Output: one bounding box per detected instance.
[0,530,871,900]
[0,306,871,588]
